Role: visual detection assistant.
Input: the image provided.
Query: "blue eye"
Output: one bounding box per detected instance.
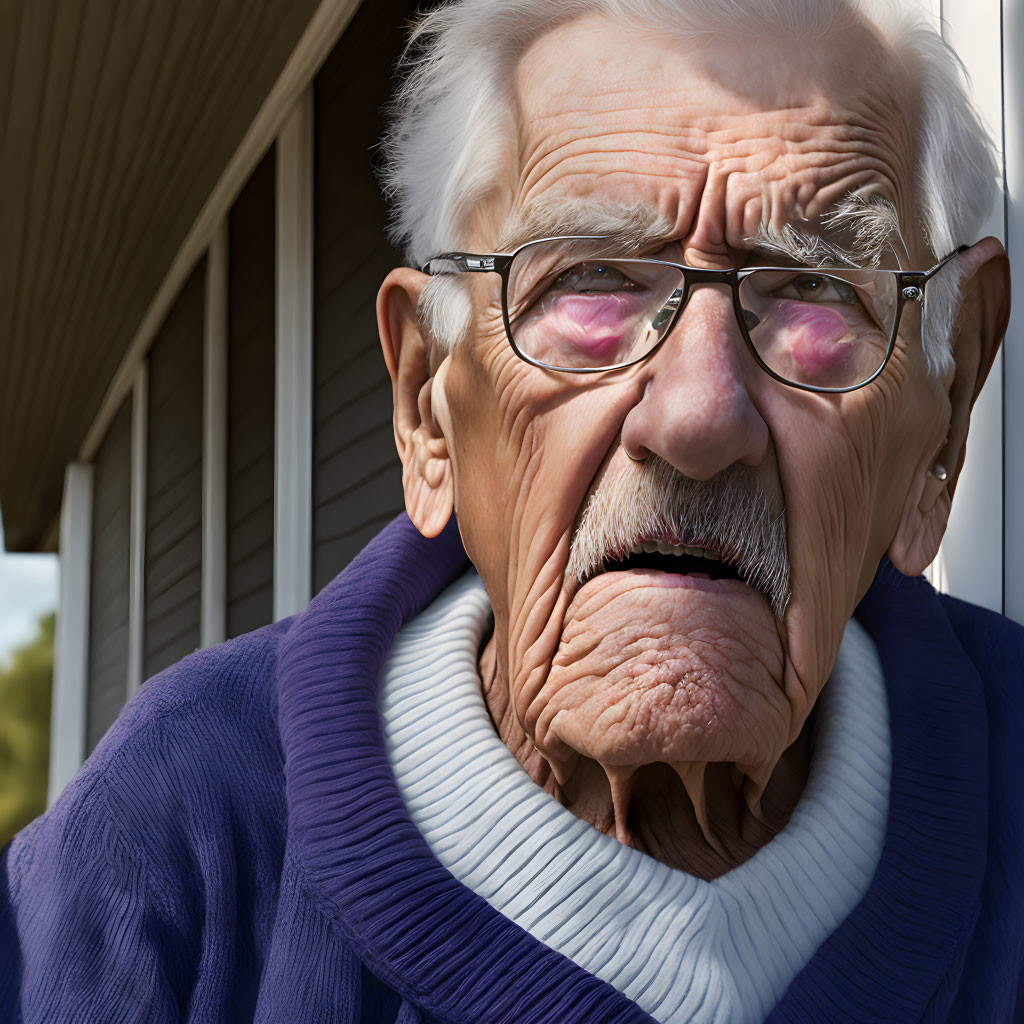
[552,262,631,292]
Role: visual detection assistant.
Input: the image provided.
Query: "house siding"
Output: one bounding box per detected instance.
[143,261,206,679]
[86,396,132,753]
[227,149,277,639]
[310,0,417,594]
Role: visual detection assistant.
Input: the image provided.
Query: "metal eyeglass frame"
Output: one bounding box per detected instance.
[422,237,966,394]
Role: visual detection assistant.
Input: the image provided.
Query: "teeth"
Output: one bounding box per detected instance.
[622,540,724,560]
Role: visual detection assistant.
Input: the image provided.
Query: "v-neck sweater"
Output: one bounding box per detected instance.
[2,515,1023,1023]
[382,571,891,1024]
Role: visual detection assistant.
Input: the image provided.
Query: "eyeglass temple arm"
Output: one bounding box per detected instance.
[896,245,967,302]
[420,252,514,275]
[921,245,969,282]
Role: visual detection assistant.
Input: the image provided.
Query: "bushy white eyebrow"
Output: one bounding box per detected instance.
[497,199,673,254]
[746,194,905,269]
[497,193,905,270]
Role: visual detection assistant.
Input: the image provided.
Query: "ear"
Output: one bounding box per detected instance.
[888,237,1010,575]
[377,267,455,538]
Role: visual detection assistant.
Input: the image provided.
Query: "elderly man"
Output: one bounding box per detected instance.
[2,0,1020,1021]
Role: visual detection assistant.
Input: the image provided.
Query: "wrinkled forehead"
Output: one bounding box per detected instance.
[506,12,918,261]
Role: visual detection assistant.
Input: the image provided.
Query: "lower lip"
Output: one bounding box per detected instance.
[595,568,752,593]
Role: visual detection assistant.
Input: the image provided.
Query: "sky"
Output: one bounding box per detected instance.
[0,516,59,666]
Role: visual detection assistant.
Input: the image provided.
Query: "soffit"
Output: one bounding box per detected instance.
[0,0,323,551]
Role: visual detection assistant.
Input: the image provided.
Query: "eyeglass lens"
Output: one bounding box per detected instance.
[506,238,901,389]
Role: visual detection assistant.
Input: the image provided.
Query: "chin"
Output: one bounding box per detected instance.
[524,570,791,772]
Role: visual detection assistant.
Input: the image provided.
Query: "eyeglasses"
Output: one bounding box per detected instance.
[423,236,964,393]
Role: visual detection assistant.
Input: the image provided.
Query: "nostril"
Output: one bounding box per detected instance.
[742,308,760,331]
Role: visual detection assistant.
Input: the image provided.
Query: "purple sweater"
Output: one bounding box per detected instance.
[2,514,1023,1023]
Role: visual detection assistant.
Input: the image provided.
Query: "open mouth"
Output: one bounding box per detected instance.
[588,540,742,584]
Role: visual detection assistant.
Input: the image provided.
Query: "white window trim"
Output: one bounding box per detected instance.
[1002,0,1024,624]
[274,90,314,621]
[202,223,229,648]
[127,364,148,697]
[47,463,93,806]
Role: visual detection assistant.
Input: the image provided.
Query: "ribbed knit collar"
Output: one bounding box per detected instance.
[274,515,989,1024]
[381,571,890,1024]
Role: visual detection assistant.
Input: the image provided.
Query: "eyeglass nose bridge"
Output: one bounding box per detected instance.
[678,266,741,285]
[651,265,748,349]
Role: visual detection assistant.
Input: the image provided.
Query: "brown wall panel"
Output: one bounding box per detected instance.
[86,394,132,753]
[144,260,205,679]
[226,148,276,638]
[311,0,422,595]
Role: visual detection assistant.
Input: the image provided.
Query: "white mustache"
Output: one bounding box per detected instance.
[566,457,791,618]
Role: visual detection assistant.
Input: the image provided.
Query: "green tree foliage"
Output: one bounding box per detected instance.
[0,613,53,848]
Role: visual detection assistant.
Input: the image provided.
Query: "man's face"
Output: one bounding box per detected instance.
[425,17,950,785]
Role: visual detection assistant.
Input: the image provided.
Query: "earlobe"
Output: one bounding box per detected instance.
[377,267,455,538]
[888,467,951,577]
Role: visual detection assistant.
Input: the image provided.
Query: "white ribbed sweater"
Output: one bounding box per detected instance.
[382,572,891,1024]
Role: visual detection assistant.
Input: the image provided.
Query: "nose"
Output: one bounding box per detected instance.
[619,285,770,479]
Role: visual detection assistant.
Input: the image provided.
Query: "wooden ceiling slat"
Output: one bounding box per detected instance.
[1,1,56,399]
[16,2,88,329]
[7,2,89,436]
[106,2,277,267]
[6,1,135,524]
[23,1,129,330]
[9,2,232,531]
[0,3,67,537]
[37,0,155,339]
[96,3,253,278]
[21,0,95,329]
[1,0,327,551]
[40,1,264,421]
[34,2,185,474]
[0,3,24,156]
[32,5,257,515]
[35,1,190,418]
[4,0,125,512]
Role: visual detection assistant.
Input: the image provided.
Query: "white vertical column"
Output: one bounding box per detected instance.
[126,364,148,697]
[202,225,229,647]
[274,90,314,620]
[47,463,93,806]
[921,0,1005,613]
[1003,0,1024,624]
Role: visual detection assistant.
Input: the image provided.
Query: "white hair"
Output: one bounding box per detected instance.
[382,0,1000,371]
